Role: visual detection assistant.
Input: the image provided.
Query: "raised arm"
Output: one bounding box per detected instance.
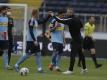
[29,26,36,41]
[37,15,51,24]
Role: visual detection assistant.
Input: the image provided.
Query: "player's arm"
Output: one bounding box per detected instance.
[9,17,14,27]
[29,26,36,41]
[28,20,36,41]
[11,18,14,27]
[45,31,51,41]
[49,20,57,32]
[53,16,72,24]
[63,32,66,46]
[84,24,90,37]
[37,15,51,24]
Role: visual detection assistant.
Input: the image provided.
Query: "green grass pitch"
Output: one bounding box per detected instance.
[0,56,107,80]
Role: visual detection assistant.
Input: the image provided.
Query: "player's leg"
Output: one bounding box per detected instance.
[51,50,57,66]
[14,53,30,72]
[0,49,3,56]
[14,42,31,72]
[77,49,85,67]
[63,42,77,74]
[8,41,13,64]
[2,41,12,70]
[2,49,8,69]
[49,42,58,71]
[55,43,63,71]
[78,52,82,67]
[36,51,43,72]
[88,37,102,68]
[33,43,43,72]
[90,48,102,68]
[78,47,87,74]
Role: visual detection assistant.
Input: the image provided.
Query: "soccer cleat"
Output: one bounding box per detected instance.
[5,65,13,70]
[96,64,102,68]
[55,67,62,72]
[81,68,88,74]
[48,64,54,71]
[14,64,20,72]
[37,68,44,73]
[37,70,44,73]
[62,70,73,75]
[55,68,62,72]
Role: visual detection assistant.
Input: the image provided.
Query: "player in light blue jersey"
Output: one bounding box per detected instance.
[0,6,13,70]
[14,9,51,73]
[48,10,65,72]
[14,9,43,72]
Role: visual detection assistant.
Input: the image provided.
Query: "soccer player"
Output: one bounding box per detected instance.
[6,7,14,65]
[0,6,11,69]
[78,16,102,68]
[48,10,65,72]
[14,9,43,72]
[50,8,87,74]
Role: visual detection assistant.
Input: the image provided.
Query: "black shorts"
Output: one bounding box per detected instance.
[0,40,8,50]
[26,41,40,54]
[52,42,63,52]
[83,36,95,50]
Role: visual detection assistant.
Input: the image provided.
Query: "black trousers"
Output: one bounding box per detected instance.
[69,40,86,71]
[8,38,13,64]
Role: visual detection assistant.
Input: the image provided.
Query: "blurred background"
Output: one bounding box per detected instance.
[0,0,107,58]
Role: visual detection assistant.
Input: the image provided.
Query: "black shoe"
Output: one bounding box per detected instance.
[96,64,102,68]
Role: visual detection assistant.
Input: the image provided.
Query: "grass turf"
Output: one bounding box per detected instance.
[0,56,107,80]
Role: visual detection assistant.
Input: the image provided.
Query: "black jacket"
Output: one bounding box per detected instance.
[8,17,14,42]
[54,15,83,42]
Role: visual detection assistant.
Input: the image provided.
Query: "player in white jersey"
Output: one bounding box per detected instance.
[14,9,51,72]
[14,9,43,72]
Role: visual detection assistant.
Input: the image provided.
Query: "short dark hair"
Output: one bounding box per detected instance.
[0,6,8,10]
[0,6,8,13]
[88,16,94,19]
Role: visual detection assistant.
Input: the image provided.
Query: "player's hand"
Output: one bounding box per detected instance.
[34,41,39,46]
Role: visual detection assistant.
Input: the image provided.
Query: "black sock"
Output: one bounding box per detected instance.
[91,54,98,66]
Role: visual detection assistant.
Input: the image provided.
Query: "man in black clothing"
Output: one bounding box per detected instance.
[50,8,87,74]
[7,7,14,65]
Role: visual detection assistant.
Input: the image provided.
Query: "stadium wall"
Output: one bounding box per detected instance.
[15,35,107,58]
[37,38,107,58]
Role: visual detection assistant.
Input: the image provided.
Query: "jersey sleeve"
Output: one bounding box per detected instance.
[54,16,72,24]
[37,15,51,24]
[28,19,36,41]
[84,23,90,36]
